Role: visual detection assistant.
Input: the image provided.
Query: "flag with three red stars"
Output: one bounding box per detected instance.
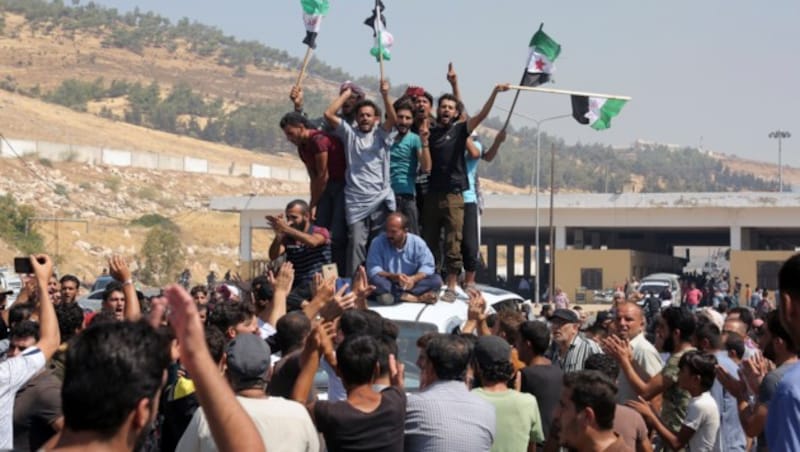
[522,25,561,86]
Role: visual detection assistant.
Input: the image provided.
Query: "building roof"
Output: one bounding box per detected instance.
[210,192,800,213]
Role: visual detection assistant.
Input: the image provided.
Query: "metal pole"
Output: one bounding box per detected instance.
[548,144,556,303]
[532,114,571,305]
[779,137,783,193]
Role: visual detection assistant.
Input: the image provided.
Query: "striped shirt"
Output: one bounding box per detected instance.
[283,225,331,285]
[405,380,496,452]
[546,333,603,374]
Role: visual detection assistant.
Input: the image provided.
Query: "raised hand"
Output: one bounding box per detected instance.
[379,79,390,97]
[30,254,53,283]
[351,265,375,301]
[266,214,290,235]
[419,118,430,143]
[274,261,295,293]
[290,85,304,110]
[601,335,632,364]
[495,83,511,93]
[715,365,747,401]
[467,289,487,321]
[108,255,132,282]
[446,62,457,86]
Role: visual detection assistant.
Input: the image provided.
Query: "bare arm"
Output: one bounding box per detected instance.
[309,152,329,210]
[267,214,327,248]
[465,136,481,160]
[380,79,396,132]
[467,84,510,133]
[483,129,507,163]
[603,335,669,400]
[267,262,294,328]
[109,255,140,321]
[31,255,59,359]
[447,62,463,108]
[165,285,265,452]
[628,397,692,451]
[293,324,323,418]
[324,88,351,129]
[418,119,432,173]
[268,231,285,260]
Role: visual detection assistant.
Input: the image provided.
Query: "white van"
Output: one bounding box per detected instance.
[639,273,682,307]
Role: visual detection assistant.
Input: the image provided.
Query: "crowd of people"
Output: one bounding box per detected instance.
[2,249,800,451]
[4,73,800,452]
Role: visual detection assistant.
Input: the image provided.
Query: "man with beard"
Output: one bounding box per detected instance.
[601,302,663,403]
[421,83,510,302]
[366,212,442,305]
[765,254,800,450]
[605,306,696,440]
[716,311,798,451]
[268,199,332,310]
[404,86,436,230]
[324,80,397,277]
[389,100,430,235]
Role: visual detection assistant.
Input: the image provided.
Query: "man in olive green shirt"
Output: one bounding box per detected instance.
[472,335,544,452]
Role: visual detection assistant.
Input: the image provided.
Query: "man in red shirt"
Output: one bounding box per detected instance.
[280,112,347,275]
[685,282,703,311]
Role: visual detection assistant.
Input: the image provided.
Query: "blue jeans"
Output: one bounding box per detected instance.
[370,273,443,303]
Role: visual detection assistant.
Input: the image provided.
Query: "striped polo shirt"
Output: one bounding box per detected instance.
[283,225,332,285]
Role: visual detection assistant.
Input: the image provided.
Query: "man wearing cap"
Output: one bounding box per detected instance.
[546,308,602,374]
[177,334,319,452]
[472,335,544,452]
[324,79,397,276]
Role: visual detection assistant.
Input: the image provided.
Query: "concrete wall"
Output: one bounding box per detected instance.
[730,250,795,291]
[555,249,684,303]
[0,137,303,182]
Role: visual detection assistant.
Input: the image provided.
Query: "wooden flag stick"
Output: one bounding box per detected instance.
[295,46,314,89]
[379,48,385,81]
[508,85,632,101]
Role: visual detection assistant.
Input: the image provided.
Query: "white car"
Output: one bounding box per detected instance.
[367,284,525,391]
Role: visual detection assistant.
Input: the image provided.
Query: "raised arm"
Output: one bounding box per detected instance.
[418,121,432,173]
[165,285,265,452]
[290,85,305,113]
[467,84,510,133]
[381,79,397,132]
[603,335,669,400]
[109,255,140,321]
[483,129,507,162]
[309,151,330,213]
[267,213,327,248]
[293,323,324,416]
[31,254,59,359]
[447,62,462,106]
[324,88,351,129]
[267,262,294,328]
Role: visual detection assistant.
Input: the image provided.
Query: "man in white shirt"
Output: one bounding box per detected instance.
[0,255,59,450]
[610,302,663,403]
[177,334,319,452]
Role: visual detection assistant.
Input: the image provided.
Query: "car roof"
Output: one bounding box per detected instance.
[643,273,680,280]
[368,284,523,333]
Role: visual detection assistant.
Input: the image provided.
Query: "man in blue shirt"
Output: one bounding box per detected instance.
[366,212,442,305]
[769,253,800,450]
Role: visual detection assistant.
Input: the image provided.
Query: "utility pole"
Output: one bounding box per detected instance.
[548,144,556,303]
[26,217,89,264]
[768,130,791,192]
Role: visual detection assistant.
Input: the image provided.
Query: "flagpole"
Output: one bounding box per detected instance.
[501,71,529,130]
[508,85,632,101]
[375,0,385,81]
[295,46,314,89]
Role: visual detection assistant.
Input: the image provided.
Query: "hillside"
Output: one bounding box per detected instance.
[0,3,790,194]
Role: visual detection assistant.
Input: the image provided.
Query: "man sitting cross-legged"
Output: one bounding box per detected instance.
[366,212,442,305]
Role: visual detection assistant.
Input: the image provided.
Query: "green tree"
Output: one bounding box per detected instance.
[139,225,184,286]
[0,194,43,254]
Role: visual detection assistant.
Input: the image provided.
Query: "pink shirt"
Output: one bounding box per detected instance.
[686,288,702,306]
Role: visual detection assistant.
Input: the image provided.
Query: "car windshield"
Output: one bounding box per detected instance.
[313,320,437,396]
[639,282,668,293]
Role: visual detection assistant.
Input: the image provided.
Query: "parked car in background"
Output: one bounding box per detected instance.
[90,275,115,292]
[0,268,23,307]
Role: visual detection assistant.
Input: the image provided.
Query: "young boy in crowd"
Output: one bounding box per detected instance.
[627,351,720,452]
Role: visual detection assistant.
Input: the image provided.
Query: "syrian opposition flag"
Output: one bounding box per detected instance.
[571,96,628,130]
[365,1,393,61]
[522,24,561,86]
[301,0,329,49]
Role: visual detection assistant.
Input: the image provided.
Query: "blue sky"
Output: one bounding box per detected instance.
[94,1,799,166]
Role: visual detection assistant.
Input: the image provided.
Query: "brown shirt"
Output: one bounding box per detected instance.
[13,369,62,451]
[613,404,649,451]
[602,433,634,452]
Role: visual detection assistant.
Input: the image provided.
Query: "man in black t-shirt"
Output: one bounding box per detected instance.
[420,83,510,301]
